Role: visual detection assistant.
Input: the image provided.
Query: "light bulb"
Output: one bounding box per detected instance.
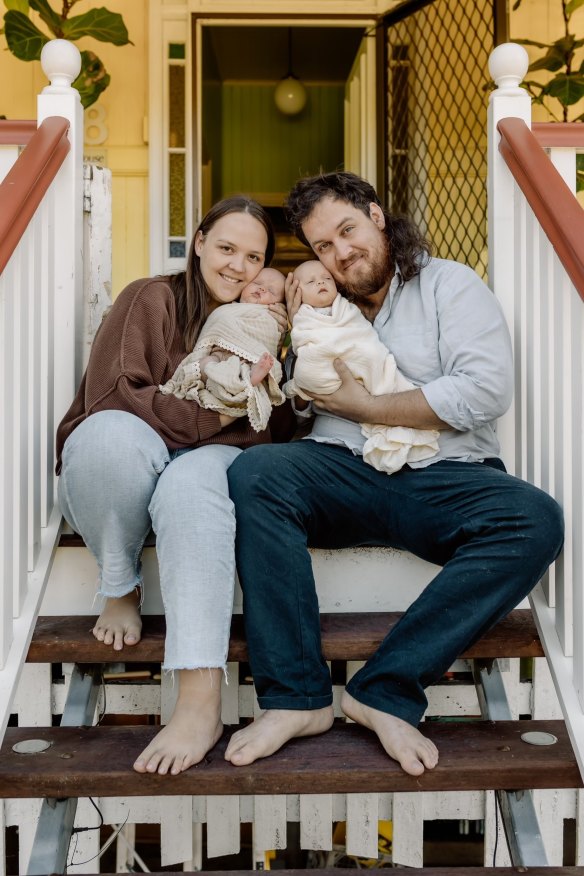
[274,76,307,116]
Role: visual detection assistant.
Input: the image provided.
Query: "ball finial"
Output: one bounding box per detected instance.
[489,43,529,92]
[41,40,82,93]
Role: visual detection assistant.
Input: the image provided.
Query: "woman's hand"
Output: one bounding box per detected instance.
[285,271,302,324]
[219,413,237,429]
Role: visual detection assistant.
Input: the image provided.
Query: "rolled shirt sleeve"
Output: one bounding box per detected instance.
[418,262,513,432]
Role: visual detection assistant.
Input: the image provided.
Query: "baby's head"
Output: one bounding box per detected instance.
[240,268,285,305]
[293,260,337,308]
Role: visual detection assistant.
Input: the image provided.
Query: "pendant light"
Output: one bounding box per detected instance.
[274,28,307,116]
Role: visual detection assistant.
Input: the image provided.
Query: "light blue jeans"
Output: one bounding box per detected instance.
[58,410,241,670]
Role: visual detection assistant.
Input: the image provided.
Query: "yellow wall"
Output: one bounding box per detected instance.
[0,0,149,296]
[510,0,584,123]
[1,1,581,295]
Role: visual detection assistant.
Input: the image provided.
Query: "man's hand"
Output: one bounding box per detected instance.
[309,359,373,422]
[311,359,448,429]
[285,271,302,324]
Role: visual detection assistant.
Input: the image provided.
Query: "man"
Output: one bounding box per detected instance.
[224,172,564,776]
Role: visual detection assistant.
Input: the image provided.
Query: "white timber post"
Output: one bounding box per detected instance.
[37,39,84,434]
[487,42,531,474]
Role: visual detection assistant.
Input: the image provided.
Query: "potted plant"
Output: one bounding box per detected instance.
[1,0,131,107]
[513,0,584,189]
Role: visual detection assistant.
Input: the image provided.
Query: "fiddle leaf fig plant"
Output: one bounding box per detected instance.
[513,0,584,191]
[513,0,584,120]
[1,0,132,107]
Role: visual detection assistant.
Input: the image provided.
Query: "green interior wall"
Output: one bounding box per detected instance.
[219,83,344,201]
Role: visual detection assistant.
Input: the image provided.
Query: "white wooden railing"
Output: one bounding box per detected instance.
[0,39,83,738]
[488,43,584,776]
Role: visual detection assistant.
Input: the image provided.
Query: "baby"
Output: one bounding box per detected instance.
[160,268,287,432]
[283,260,440,474]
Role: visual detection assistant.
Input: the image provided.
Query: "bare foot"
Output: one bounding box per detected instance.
[341,691,438,776]
[92,589,142,651]
[250,352,274,387]
[133,668,223,775]
[225,706,334,766]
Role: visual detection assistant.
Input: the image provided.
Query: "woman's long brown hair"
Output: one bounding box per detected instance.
[168,197,275,351]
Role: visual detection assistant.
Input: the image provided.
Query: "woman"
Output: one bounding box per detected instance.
[56,197,293,775]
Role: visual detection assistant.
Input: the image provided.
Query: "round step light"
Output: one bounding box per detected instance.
[520,731,558,746]
[12,738,52,754]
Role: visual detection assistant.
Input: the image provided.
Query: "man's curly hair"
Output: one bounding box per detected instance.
[285,171,431,283]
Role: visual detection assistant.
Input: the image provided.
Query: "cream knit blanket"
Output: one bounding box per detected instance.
[160,302,285,433]
[284,295,439,474]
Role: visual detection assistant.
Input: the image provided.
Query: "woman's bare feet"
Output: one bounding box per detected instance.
[224,706,334,766]
[341,691,438,776]
[250,352,274,387]
[92,589,142,651]
[134,668,223,775]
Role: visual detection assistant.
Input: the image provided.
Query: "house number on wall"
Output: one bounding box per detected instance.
[84,104,108,146]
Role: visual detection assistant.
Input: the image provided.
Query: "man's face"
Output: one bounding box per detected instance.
[301,196,391,300]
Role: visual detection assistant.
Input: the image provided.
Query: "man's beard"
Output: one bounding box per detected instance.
[341,235,392,301]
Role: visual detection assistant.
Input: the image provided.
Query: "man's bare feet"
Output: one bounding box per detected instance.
[92,589,142,651]
[250,352,274,387]
[134,668,223,775]
[341,691,438,777]
[224,706,334,766]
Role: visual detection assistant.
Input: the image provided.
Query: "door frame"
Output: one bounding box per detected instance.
[148,0,384,275]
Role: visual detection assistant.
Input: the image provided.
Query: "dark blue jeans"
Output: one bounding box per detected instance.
[227,440,564,726]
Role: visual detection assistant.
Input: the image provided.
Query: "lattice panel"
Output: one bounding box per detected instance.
[387,1,494,276]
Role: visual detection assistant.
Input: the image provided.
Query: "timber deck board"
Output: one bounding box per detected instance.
[73,871,584,876]
[0,720,579,798]
[27,608,543,663]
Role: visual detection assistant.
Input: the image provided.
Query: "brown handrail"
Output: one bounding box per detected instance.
[497,117,584,304]
[0,120,37,145]
[532,122,584,148]
[0,116,70,276]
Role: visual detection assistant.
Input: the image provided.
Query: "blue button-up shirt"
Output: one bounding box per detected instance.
[301,257,513,467]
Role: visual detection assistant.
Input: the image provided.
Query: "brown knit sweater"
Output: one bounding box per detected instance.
[56,277,295,473]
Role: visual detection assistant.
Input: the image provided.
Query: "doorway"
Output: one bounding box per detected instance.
[149,8,378,276]
[196,22,376,272]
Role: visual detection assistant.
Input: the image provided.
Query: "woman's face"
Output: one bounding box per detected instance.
[194,212,268,309]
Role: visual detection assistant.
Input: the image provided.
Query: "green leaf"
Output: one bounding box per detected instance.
[566,0,584,16]
[72,49,110,108]
[542,73,584,105]
[3,9,48,60]
[28,0,60,33]
[61,7,131,45]
[528,47,566,72]
[576,154,584,193]
[4,0,30,13]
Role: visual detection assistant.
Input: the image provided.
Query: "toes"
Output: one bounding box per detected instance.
[124,630,139,645]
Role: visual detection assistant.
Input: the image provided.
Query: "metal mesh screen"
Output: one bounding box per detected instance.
[386,1,495,277]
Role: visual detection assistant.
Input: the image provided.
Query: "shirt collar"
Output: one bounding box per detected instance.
[374,263,402,328]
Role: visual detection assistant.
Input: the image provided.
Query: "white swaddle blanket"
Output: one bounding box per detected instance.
[160,302,285,433]
[284,294,439,474]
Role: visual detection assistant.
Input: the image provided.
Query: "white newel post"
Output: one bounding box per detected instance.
[487,43,531,473]
[37,39,84,433]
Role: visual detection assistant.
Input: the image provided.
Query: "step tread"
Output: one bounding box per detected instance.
[0,720,578,798]
[27,609,543,663]
[77,871,584,876]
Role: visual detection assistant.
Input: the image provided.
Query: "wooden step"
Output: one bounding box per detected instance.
[27,608,543,664]
[70,870,584,876]
[0,720,579,798]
